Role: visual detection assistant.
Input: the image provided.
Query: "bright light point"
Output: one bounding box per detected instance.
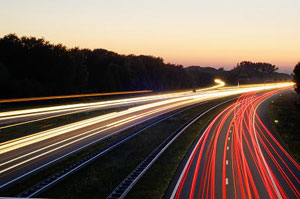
[214,79,225,87]
[275,120,279,123]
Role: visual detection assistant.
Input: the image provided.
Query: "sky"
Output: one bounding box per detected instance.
[1,0,299,72]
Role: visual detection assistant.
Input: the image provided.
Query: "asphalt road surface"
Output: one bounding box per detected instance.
[171,88,300,199]
[0,80,225,128]
[0,82,294,192]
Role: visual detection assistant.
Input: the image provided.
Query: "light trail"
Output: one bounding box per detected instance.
[0,80,283,127]
[0,80,226,129]
[0,81,296,193]
[0,81,225,119]
[0,90,153,104]
[194,79,225,92]
[0,100,199,174]
[171,88,300,199]
[0,82,293,154]
[107,99,233,199]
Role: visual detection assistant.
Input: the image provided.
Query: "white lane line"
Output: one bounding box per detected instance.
[226,178,229,185]
[226,160,229,165]
[228,137,231,141]
[227,146,229,150]
[169,99,234,199]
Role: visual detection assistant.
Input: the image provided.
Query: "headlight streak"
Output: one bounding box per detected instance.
[0,81,297,191]
[0,90,154,104]
[172,87,300,199]
[0,97,194,153]
[0,79,226,121]
[0,81,290,124]
[1,82,293,154]
[0,99,198,173]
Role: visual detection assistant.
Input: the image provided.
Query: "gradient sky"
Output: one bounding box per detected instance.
[1,0,299,72]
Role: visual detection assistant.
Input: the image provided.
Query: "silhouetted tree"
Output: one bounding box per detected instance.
[293,62,300,94]
[234,61,278,75]
[229,61,279,84]
[0,34,216,99]
[1,34,289,99]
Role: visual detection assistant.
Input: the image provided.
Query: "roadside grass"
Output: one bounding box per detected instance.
[36,99,231,199]
[269,90,300,162]
[0,106,132,143]
[126,101,232,199]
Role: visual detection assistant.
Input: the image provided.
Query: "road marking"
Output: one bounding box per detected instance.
[226,178,229,185]
[226,160,229,165]
[227,146,229,150]
[228,137,231,140]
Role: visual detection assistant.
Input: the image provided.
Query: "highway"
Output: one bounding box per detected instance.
[0,81,294,192]
[170,88,300,199]
[0,80,282,128]
[0,80,225,128]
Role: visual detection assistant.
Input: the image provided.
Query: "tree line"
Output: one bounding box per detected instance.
[0,34,292,99]
[0,34,215,99]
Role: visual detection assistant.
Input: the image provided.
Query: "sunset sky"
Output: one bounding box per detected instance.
[1,0,299,72]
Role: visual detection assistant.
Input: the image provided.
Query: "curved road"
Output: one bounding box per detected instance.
[0,82,294,193]
[170,88,300,199]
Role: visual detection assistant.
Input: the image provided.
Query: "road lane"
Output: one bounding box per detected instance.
[254,92,300,198]
[0,82,294,191]
[0,98,195,186]
[0,79,225,128]
[171,88,300,199]
[0,80,282,128]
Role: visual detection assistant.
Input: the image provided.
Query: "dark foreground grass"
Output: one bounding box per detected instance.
[269,90,300,162]
[36,99,231,199]
[126,100,232,199]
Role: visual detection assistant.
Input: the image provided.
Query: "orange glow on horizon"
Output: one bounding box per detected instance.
[1,0,299,72]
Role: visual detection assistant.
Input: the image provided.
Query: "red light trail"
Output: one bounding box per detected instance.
[172,88,300,199]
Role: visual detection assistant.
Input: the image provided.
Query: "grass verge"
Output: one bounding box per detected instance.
[268,90,300,162]
[126,100,232,198]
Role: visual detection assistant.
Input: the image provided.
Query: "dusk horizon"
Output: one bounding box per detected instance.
[1,1,299,199]
[0,32,295,73]
[1,0,299,73]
